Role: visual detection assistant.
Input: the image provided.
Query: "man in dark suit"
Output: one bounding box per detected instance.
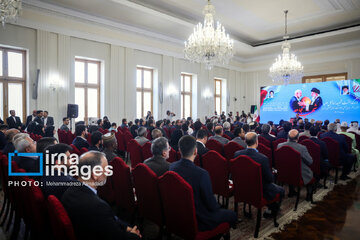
[88,131,102,151]
[309,127,329,179]
[191,121,202,138]
[61,151,141,240]
[40,144,77,200]
[277,121,291,139]
[0,118,3,125]
[234,132,284,217]
[0,124,8,150]
[6,110,22,129]
[196,129,209,167]
[26,110,37,127]
[144,137,170,176]
[289,89,305,112]
[170,135,237,231]
[320,123,354,180]
[13,133,40,173]
[42,111,54,127]
[72,124,89,150]
[308,88,323,112]
[223,122,235,139]
[33,110,44,125]
[260,124,276,144]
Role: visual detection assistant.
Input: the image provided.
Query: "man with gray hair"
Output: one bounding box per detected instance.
[320,123,354,180]
[61,151,141,240]
[144,137,170,176]
[151,128,162,141]
[209,126,229,146]
[223,122,235,139]
[260,124,276,144]
[13,133,39,173]
[135,127,149,146]
[2,128,20,155]
[278,129,313,197]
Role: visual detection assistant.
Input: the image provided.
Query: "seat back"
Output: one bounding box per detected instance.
[299,135,309,143]
[272,138,287,151]
[230,155,263,208]
[115,131,126,151]
[70,144,80,156]
[275,146,303,186]
[202,151,230,197]
[128,139,143,168]
[206,138,224,155]
[57,129,67,144]
[258,136,271,148]
[142,141,153,160]
[224,141,244,160]
[66,132,76,145]
[167,147,177,163]
[79,147,88,155]
[159,172,197,240]
[223,134,232,140]
[110,157,136,213]
[258,143,272,169]
[300,139,321,176]
[342,134,353,154]
[97,170,115,204]
[86,133,92,145]
[133,164,163,226]
[47,195,77,240]
[124,132,134,151]
[322,137,341,167]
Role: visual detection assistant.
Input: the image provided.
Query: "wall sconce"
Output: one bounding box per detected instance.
[203,88,212,99]
[168,85,177,98]
[49,81,60,91]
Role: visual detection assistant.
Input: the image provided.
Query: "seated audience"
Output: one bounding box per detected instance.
[40,144,77,199]
[348,121,360,134]
[170,129,183,151]
[44,125,56,137]
[232,127,247,149]
[88,131,103,151]
[338,122,360,164]
[0,124,8,150]
[320,123,355,180]
[2,129,19,155]
[151,128,162,141]
[192,121,203,138]
[61,151,141,240]
[259,124,276,144]
[36,137,57,153]
[234,132,284,217]
[299,122,312,137]
[209,126,229,146]
[60,117,70,132]
[134,127,149,146]
[309,127,329,178]
[102,133,118,162]
[196,129,209,157]
[13,133,39,173]
[144,137,170,176]
[277,121,291,139]
[120,118,128,129]
[72,124,90,150]
[170,135,237,231]
[223,122,235,139]
[108,122,117,132]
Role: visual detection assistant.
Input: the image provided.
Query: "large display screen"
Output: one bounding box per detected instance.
[259,79,360,124]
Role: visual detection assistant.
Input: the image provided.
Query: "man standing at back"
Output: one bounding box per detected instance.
[277,129,313,196]
[170,135,237,231]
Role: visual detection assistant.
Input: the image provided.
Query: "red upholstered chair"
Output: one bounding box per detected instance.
[224,141,244,161]
[230,155,280,238]
[300,139,321,177]
[57,129,67,144]
[298,135,309,143]
[223,134,232,141]
[163,128,170,139]
[258,136,271,148]
[142,141,153,160]
[47,195,77,240]
[97,172,115,204]
[147,130,152,140]
[128,139,143,168]
[70,144,81,156]
[272,138,287,152]
[79,147,88,155]
[66,132,76,145]
[258,143,273,169]
[115,131,126,152]
[167,147,177,163]
[124,131,134,150]
[206,139,224,155]
[342,135,353,154]
[133,164,163,228]
[275,146,315,211]
[86,133,92,145]
[159,172,230,240]
[110,157,136,216]
[322,137,341,184]
[202,151,233,208]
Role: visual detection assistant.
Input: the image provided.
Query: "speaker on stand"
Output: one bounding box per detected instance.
[67,104,78,131]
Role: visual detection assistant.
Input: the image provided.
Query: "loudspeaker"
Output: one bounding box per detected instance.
[250,105,256,114]
[67,104,78,118]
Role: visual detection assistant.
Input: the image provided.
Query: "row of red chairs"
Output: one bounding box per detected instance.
[58,129,76,145]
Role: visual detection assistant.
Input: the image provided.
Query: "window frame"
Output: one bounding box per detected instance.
[0,47,27,122]
[214,79,222,114]
[302,72,348,83]
[136,67,153,119]
[181,73,192,118]
[74,58,101,124]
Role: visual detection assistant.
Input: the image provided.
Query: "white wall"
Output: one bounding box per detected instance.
[1,7,360,125]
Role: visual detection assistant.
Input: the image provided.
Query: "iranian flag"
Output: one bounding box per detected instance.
[253,105,260,122]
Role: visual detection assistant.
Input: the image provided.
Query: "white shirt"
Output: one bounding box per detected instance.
[43,117,47,126]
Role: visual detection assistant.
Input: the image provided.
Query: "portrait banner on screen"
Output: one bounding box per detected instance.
[259,79,360,124]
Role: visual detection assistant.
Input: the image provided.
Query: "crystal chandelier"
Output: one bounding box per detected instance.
[269,10,303,85]
[184,0,234,70]
[0,0,22,27]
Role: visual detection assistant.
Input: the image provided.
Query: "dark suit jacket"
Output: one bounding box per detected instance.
[0,118,3,124]
[169,159,236,231]
[33,116,43,126]
[224,131,235,140]
[61,185,139,240]
[44,116,54,126]
[2,142,14,155]
[310,137,328,161]
[0,131,6,150]
[320,131,348,160]
[260,133,276,144]
[40,171,77,200]
[6,116,22,129]
[309,97,323,112]
[14,156,40,173]
[143,155,170,176]
[72,136,89,150]
[234,148,279,200]
[276,130,288,140]
[196,141,209,157]
[26,115,34,127]
[289,96,304,112]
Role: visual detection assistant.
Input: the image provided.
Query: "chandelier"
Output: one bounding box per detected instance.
[0,0,22,27]
[269,10,303,85]
[184,0,233,70]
